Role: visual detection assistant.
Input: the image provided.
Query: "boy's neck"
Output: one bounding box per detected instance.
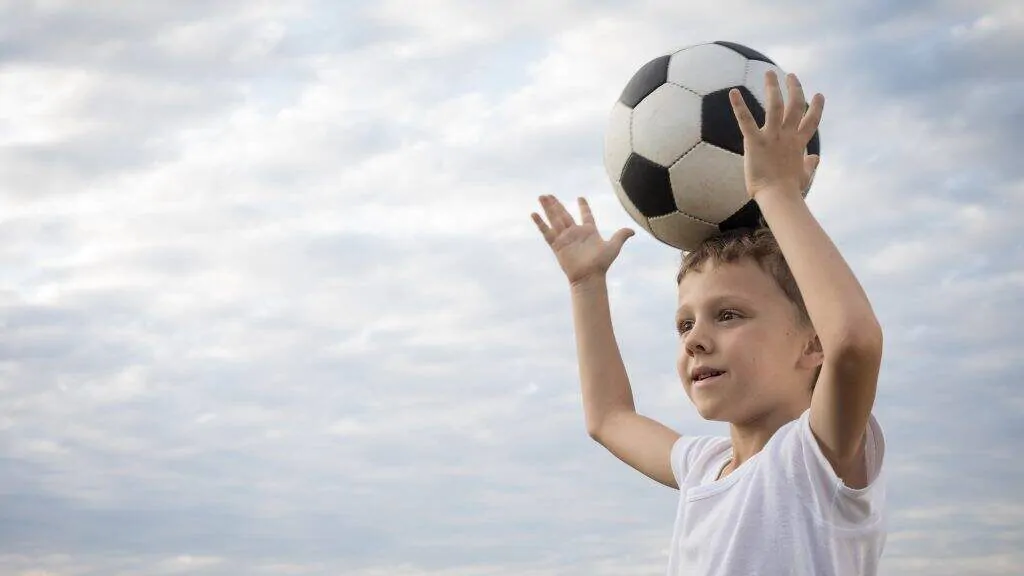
[724,403,808,475]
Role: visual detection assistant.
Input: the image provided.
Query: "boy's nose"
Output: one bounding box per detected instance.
[684,324,713,356]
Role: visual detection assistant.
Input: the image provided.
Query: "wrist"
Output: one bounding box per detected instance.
[753,184,804,205]
[569,273,608,295]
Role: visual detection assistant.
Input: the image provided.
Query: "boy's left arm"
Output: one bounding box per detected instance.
[730,72,883,489]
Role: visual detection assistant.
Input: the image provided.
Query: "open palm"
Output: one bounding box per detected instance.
[531,195,634,286]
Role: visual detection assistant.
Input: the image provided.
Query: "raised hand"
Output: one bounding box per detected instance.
[531,195,634,286]
[729,70,824,200]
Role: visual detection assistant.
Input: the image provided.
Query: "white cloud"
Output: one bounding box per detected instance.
[0,66,105,146]
[0,1,1020,574]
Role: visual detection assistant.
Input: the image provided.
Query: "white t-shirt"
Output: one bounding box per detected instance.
[666,408,887,576]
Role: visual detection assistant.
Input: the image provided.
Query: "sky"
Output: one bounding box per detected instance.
[0,0,1021,575]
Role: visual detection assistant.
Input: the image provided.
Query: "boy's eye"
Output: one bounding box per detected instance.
[719,310,741,321]
[678,311,741,335]
[676,319,693,334]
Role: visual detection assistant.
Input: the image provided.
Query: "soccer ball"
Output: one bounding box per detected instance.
[603,40,821,252]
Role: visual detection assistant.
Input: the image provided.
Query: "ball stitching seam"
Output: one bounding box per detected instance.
[650,209,717,227]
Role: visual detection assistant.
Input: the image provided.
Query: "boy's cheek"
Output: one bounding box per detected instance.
[675,361,692,390]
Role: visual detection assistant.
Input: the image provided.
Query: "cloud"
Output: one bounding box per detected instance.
[0,1,1021,575]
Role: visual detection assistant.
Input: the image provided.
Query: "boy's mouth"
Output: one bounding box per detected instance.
[691,367,726,382]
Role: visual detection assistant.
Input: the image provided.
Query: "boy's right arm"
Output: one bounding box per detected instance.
[571,277,681,490]
[531,194,680,490]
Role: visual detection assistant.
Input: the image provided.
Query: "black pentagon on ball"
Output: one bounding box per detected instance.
[618,54,670,109]
[718,199,764,231]
[702,86,764,156]
[702,85,822,158]
[620,153,676,218]
[713,41,775,65]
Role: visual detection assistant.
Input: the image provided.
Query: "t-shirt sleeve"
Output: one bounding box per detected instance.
[790,408,887,531]
[671,434,730,489]
[670,436,694,487]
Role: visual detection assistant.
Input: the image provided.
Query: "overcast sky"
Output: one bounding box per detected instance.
[0,1,1021,575]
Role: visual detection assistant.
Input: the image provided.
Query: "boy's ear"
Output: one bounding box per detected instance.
[800,333,825,369]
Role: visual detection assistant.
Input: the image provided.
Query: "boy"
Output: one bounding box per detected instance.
[530,71,886,574]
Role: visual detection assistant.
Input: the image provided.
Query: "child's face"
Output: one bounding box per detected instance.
[675,258,819,423]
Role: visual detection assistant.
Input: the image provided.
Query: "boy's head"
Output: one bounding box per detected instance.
[674,227,823,424]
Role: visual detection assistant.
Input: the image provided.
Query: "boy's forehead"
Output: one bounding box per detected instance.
[677,260,773,307]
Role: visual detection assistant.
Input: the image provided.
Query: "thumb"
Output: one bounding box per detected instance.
[610,228,635,250]
[804,154,820,176]
[803,154,820,190]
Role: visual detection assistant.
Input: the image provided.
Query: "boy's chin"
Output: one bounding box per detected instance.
[686,386,749,423]
[691,399,732,422]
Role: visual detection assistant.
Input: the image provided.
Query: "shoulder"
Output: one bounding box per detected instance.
[771,409,886,482]
[767,409,888,529]
[671,434,732,488]
[803,408,886,487]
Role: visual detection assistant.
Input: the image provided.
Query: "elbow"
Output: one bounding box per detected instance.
[832,318,883,363]
[586,411,622,444]
[585,401,635,442]
[586,418,605,442]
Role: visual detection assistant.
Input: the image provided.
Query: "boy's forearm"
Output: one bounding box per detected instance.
[569,276,636,435]
[755,187,882,349]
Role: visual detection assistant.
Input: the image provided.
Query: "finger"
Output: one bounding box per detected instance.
[797,93,825,142]
[539,195,567,231]
[729,89,759,137]
[763,70,785,131]
[531,212,555,244]
[578,197,595,225]
[609,227,635,252]
[782,73,806,130]
[548,194,577,229]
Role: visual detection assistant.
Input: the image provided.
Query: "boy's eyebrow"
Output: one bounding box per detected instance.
[676,293,755,317]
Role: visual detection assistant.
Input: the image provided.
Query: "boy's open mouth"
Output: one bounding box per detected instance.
[691,367,726,382]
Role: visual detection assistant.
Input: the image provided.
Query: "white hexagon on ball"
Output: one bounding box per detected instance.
[603,101,633,184]
[648,212,720,252]
[667,43,749,96]
[630,83,702,168]
[669,141,750,224]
